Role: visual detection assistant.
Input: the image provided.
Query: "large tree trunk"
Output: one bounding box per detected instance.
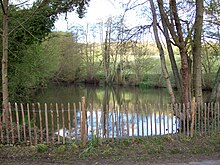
[170,0,190,104]
[161,17,182,96]
[210,67,220,102]
[192,0,203,103]
[150,0,176,104]
[1,0,9,122]
[158,0,190,104]
[179,48,190,104]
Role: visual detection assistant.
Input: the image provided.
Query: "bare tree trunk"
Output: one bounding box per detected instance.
[157,0,190,104]
[103,18,112,84]
[192,0,203,103]
[210,67,220,102]
[161,18,182,96]
[150,0,176,104]
[85,23,90,80]
[1,0,9,122]
[104,30,110,84]
[170,0,190,104]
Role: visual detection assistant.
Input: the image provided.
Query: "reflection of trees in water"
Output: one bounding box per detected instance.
[102,85,110,136]
[36,84,176,107]
[85,85,99,105]
[56,109,180,139]
[85,91,180,138]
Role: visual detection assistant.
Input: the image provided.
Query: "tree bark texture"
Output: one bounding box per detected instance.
[150,0,176,104]
[192,0,203,103]
[170,0,190,104]
[158,0,190,104]
[2,0,9,122]
[160,14,182,96]
[192,0,204,103]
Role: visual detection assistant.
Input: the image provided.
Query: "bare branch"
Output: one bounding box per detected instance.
[122,24,152,42]
[157,23,177,46]
[126,1,148,11]
[1,0,6,15]
[157,0,180,47]
[13,0,29,7]
[14,19,40,41]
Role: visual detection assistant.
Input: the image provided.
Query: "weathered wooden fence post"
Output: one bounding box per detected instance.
[15,103,20,143]
[68,103,72,143]
[45,103,49,144]
[81,97,87,146]
[61,104,65,144]
[50,103,54,144]
[21,103,27,144]
[26,104,32,145]
[190,97,196,137]
[8,103,14,144]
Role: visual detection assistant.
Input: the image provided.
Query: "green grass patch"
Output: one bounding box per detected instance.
[36,144,48,153]
[55,145,66,154]
[0,133,219,163]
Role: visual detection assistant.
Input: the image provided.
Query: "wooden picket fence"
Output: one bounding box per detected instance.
[0,97,219,146]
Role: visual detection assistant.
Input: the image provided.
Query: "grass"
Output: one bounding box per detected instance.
[0,133,219,164]
[36,144,48,153]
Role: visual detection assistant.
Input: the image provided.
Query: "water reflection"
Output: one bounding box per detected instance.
[36,84,174,106]
[55,111,180,139]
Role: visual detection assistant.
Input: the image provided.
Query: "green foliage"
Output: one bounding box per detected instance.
[8,39,60,102]
[70,142,79,151]
[0,0,91,102]
[79,135,100,159]
[48,32,85,82]
[201,42,220,89]
[36,144,48,153]
[33,0,90,19]
[55,145,67,154]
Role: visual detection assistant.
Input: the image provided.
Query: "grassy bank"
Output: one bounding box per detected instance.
[0,133,219,164]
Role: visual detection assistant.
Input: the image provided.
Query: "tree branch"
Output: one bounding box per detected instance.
[1,0,6,15]
[157,23,177,46]
[157,0,180,47]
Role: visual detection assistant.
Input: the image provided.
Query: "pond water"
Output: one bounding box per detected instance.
[34,83,211,105]
[34,83,175,105]
[32,83,210,139]
[55,110,180,140]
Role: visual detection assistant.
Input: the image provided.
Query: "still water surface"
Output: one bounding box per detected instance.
[34,83,211,106]
[33,84,209,139]
[35,83,175,106]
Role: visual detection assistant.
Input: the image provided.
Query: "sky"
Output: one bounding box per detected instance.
[54,0,122,31]
[53,0,147,32]
[10,0,124,30]
[10,0,149,30]
[10,0,153,42]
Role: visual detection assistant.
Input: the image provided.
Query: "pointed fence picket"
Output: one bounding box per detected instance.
[0,98,219,146]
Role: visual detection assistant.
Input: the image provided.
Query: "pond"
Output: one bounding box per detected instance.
[55,110,180,140]
[34,83,175,105]
[32,83,210,140]
[34,83,211,105]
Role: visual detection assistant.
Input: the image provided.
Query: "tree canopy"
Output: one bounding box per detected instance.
[0,0,91,103]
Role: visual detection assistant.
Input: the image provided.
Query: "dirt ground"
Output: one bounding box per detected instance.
[1,153,220,165]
